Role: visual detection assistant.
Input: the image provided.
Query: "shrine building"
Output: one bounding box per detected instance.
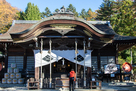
[0,7,136,88]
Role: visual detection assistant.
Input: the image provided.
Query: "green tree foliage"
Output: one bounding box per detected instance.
[55,8,59,12]
[133,1,136,18]
[110,0,136,66]
[66,4,78,17]
[41,7,52,18]
[132,48,136,64]
[96,0,115,21]
[96,0,136,66]
[16,11,25,20]
[110,0,136,36]
[79,8,97,21]
[86,8,97,21]
[79,9,88,20]
[23,2,41,20]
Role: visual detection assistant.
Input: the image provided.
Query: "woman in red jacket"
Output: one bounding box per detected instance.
[69,69,76,91]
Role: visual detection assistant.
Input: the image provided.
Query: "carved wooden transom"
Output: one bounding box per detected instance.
[50,24,76,35]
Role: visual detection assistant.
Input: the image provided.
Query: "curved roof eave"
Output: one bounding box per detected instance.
[10,15,112,36]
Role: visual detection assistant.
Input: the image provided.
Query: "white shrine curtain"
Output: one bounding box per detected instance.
[33,50,92,68]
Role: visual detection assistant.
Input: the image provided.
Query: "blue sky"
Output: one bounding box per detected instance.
[6,0,103,13]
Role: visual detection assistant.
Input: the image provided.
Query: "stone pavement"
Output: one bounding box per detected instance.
[0,81,136,91]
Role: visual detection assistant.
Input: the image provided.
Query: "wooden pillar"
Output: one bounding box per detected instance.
[116,44,122,82]
[97,49,100,70]
[4,43,8,73]
[115,44,118,64]
[78,65,81,78]
[23,49,27,70]
[87,67,91,79]
[35,67,39,79]
[34,37,39,80]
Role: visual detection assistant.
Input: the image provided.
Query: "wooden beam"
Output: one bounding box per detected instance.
[38,36,85,38]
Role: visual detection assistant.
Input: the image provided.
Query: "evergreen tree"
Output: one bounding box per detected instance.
[110,0,136,68]
[41,7,52,18]
[110,0,136,36]
[16,11,25,20]
[55,8,59,12]
[96,0,115,21]
[86,8,97,21]
[133,1,136,17]
[23,2,41,20]
[66,4,78,17]
[79,9,88,20]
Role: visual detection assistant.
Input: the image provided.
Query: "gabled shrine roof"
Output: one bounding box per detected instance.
[91,21,136,41]
[0,20,38,41]
[0,6,135,51]
[0,19,136,43]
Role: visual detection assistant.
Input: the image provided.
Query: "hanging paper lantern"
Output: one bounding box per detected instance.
[122,62,132,72]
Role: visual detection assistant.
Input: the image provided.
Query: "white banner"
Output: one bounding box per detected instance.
[34,50,92,68]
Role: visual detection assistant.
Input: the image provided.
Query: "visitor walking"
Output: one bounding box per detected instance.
[69,69,76,91]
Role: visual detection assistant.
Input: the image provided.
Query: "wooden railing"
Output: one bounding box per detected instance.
[27,78,94,89]
[27,78,40,90]
[90,81,101,89]
[42,78,91,89]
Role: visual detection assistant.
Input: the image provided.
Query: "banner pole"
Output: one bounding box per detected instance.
[75,39,78,88]
[40,38,43,88]
[49,39,52,88]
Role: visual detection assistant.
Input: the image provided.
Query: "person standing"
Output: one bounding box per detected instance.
[69,69,76,91]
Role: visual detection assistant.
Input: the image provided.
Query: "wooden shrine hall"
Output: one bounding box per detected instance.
[0,7,136,88]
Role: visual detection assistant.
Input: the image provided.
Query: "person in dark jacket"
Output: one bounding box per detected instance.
[69,69,76,91]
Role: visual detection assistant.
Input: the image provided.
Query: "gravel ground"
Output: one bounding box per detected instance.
[0,81,136,91]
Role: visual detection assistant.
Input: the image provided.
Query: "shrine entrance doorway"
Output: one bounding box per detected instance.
[42,58,75,78]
